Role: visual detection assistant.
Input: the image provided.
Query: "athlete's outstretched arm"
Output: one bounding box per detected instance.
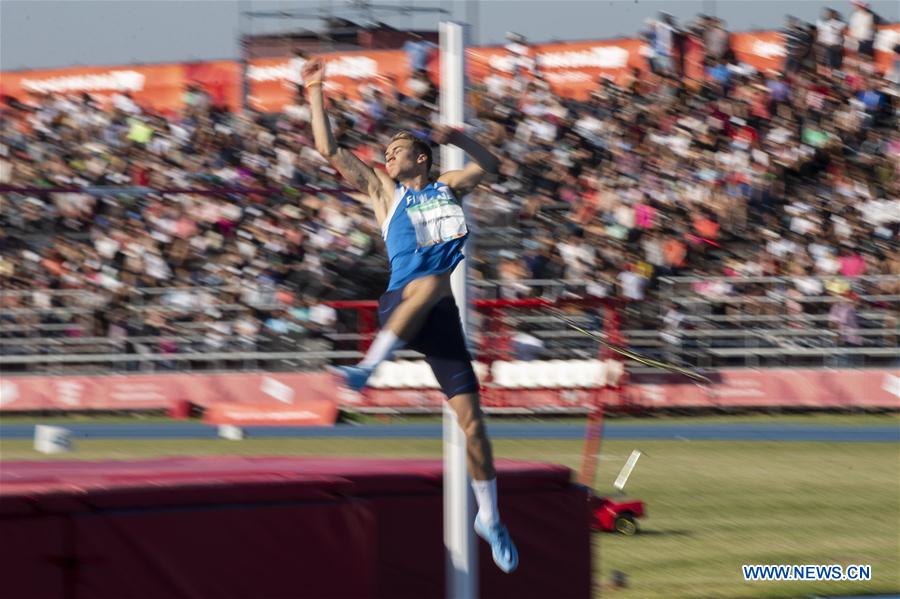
[303,58,392,202]
[434,125,500,197]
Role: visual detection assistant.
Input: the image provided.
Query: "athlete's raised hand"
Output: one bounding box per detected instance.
[302,58,325,86]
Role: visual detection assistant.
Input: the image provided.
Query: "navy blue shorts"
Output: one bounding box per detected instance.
[378,288,479,399]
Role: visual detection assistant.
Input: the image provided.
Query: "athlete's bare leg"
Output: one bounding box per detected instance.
[382,272,453,342]
[449,389,516,573]
[447,391,496,481]
[339,272,456,386]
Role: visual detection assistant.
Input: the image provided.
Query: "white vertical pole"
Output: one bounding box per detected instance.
[440,20,477,599]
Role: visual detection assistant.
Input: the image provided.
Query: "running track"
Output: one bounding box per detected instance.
[1,423,897,442]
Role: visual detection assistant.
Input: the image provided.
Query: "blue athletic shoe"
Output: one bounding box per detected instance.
[328,365,371,392]
[474,516,519,573]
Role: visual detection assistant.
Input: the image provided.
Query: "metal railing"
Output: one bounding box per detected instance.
[0,347,434,375]
[2,276,897,370]
[658,274,900,288]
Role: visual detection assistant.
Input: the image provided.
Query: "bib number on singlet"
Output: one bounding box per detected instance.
[406,198,467,248]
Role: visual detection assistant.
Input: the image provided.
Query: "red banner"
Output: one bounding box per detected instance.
[247,50,411,112]
[3,24,896,112]
[0,61,240,114]
[731,30,790,73]
[204,401,337,426]
[184,61,242,110]
[468,38,646,101]
[626,368,900,409]
[1,369,896,411]
[0,372,339,411]
[730,24,900,75]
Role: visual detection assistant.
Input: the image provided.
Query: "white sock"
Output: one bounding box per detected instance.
[471,478,499,527]
[358,330,405,372]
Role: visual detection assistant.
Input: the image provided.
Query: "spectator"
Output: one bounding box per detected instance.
[838,246,868,277]
[704,17,732,63]
[233,309,261,351]
[706,58,733,93]
[829,291,863,365]
[264,309,291,335]
[816,8,846,70]
[888,44,900,85]
[504,32,537,81]
[402,34,437,73]
[783,15,814,72]
[652,13,678,76]
[847,1,877,60]
[512,330,545,361]
[660,300,687,363]
[617,263,648,301]
[306,295,338,337]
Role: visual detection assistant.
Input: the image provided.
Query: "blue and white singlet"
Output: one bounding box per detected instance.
[381,180,467,291]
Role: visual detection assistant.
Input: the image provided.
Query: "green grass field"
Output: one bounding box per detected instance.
[2,415,898,598]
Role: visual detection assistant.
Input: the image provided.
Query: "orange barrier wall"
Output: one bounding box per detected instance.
[2,25,896,111]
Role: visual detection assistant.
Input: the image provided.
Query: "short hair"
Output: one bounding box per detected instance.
[389,131,433,171]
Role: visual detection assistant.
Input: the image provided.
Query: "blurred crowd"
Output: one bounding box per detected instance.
[1,4,898,357]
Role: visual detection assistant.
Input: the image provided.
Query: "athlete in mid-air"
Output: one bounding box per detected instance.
[302,57,517,573]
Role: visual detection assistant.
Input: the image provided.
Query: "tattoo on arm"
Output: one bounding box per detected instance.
[331,148,381,195]
[303,73,389,217]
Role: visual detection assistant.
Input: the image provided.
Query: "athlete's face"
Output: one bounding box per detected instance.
[385,139,426,179]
